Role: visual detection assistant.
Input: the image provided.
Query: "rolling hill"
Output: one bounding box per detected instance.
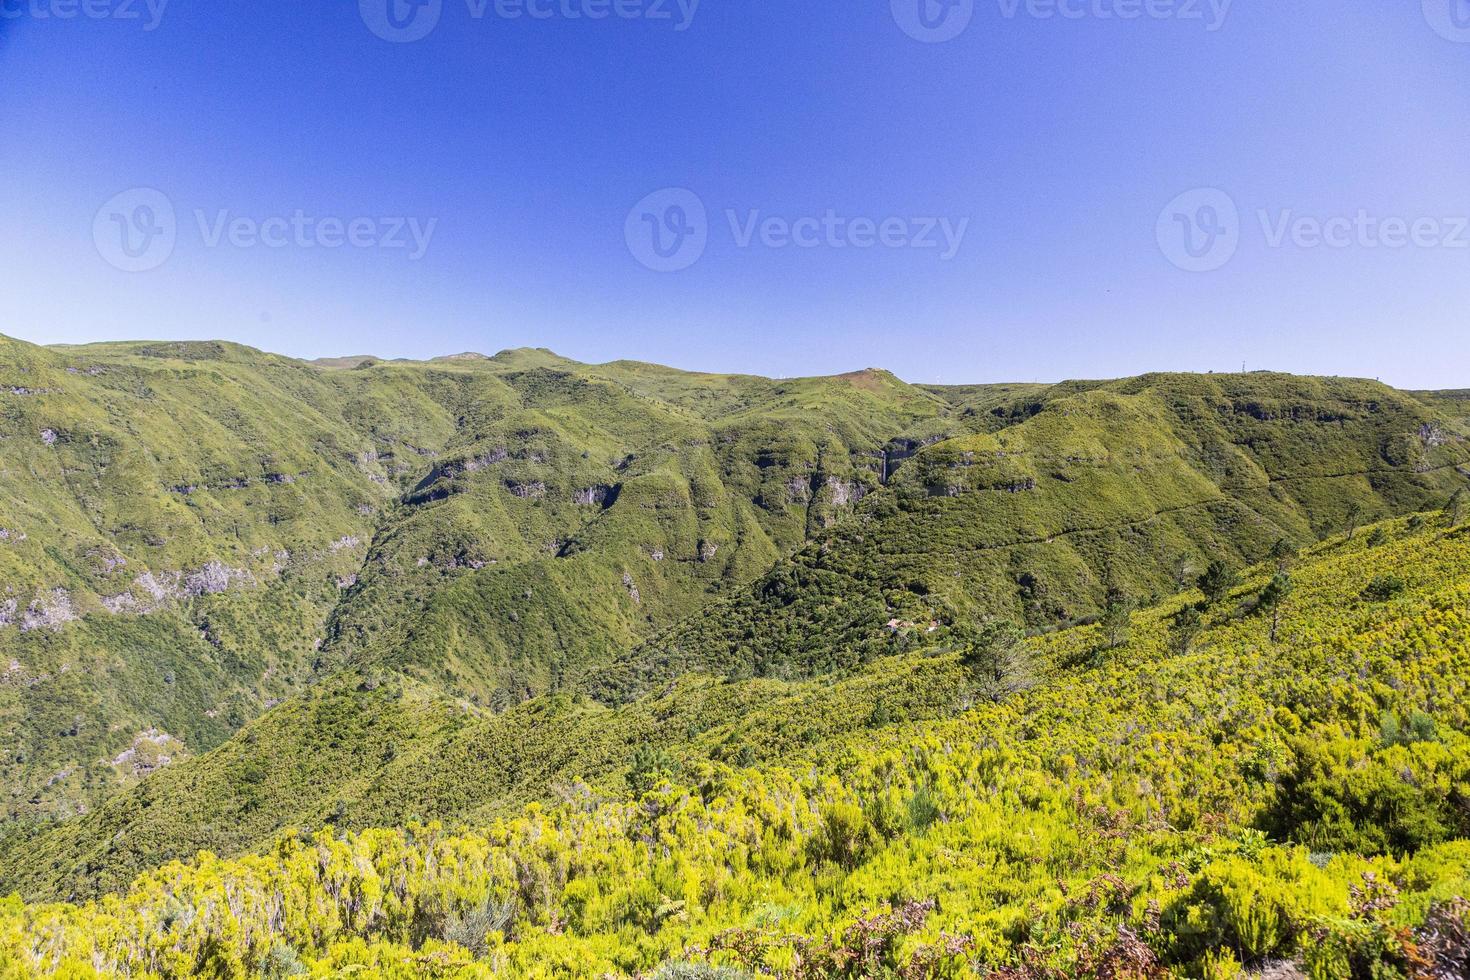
[3,508,1470,978]
[1,334,1469,980]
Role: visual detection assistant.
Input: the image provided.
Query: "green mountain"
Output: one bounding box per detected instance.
[1,334,1469,979]
[4,506,1470,979]
[599,373,1470,695]
[0,336,957,844]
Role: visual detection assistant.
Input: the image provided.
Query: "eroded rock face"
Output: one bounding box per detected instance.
[826,477,866,508]
[462,449,509,472]
[103,563,258,618]
[506,480,547,500]
[184,562,249,597]
[573,485,619,507]
[419,449,509,488]
[110,729,181,779]
[1420,422,1451,449]
[101,593,140,615]
[20,590,77,632]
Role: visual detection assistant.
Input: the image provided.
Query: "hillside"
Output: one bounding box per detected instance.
[2,335,1470,958]
[597,373,1470,696]
[3,512,1470,978]
[0,337,955,840]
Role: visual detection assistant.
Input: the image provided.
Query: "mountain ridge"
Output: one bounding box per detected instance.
[1,332,1468,915]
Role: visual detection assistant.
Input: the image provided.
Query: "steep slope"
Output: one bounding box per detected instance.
[314,360,953,706]
[3,337,1467,914]
[4,513,1470,978]
[0,337,412,827]
[0,336,956,842]
[596,373,1470,695]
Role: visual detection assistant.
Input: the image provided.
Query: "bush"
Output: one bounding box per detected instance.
[1163,851,1333,964]
[1261,736,1470,855]
[651,964,753,980]
[443,896,517,956]
[1361,575,1407,602]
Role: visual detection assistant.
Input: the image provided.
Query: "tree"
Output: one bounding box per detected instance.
[1257,573,1294,643]
[1198,561,1240,606]
[1168,605,1203,655]
[1172,555,1193,591]
[956,620,1032,702]
[1100,586,1134,650]
[1269,538,1299,573]
[627,744,678,796]
[1362,574,1407,602]
[1346,502,1365,540]
[1446,489,1467,528]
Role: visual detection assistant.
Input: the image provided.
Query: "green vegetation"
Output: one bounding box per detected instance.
[1,516,1470,977]
[602,373,1470,695]
[3,333,1470,977]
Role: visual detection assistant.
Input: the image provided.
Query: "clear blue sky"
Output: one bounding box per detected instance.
[2,0,1469,387]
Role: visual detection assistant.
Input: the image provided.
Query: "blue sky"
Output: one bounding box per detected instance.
[2,0,1469,386]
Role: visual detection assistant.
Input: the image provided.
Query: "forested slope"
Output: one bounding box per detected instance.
[4,334,1470,970]
[601,374,1470,695]
[3,513,1470,978]
[0,337,954,856]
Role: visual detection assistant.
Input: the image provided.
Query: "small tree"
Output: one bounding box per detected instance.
[1446,489,1467,528]
[1269,538,1299,573]
[1257,573,1294,643]
[627,744,677,796]
[1362,574,1407,602]
[1197,560,1240,605]
[1100,586,1134,650]
[956,620,1032,702]
[1168,605,1203,655]
[1346,502,1365,540]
